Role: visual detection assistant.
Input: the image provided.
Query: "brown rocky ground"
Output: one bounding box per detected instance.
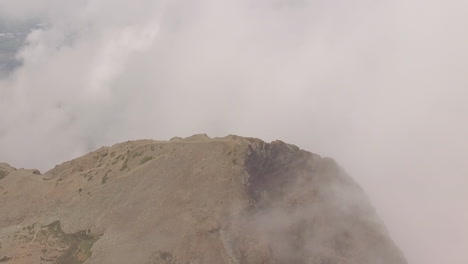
[0,134,407,264]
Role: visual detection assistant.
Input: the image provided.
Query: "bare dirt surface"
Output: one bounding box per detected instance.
[0,134,407,264]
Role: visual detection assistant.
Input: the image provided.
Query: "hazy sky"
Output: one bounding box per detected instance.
[0,1,467,263]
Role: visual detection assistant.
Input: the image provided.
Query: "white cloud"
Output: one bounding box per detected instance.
[0,1,467,264]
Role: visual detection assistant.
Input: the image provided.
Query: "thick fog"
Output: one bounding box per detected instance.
[0,0,467,263]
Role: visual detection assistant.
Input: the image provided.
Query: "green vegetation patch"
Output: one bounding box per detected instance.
[102,175,109,184]
[0,256,12,262]
[140,156,153,165]
[0,170,9,180]
[147,251,173,263]
[112,154,122,165]
[14,221,100,264]
[133,151,144,158]
[101,170,112,184]
[45,221,100,264]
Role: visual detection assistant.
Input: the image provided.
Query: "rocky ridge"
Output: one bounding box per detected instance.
[0,134,406,264]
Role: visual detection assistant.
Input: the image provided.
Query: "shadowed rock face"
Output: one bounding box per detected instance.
[0,135,407,264]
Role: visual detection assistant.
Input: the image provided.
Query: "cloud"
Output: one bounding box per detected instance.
[0,0,467,264]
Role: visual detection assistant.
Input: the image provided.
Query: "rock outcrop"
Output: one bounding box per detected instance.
[0,135,406,264]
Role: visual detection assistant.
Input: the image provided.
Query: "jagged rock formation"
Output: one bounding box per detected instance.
[0,135,407,264]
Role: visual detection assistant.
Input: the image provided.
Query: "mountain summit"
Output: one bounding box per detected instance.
[0,134,406,264]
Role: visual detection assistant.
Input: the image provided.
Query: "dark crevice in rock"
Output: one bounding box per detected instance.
[244,140,315,204]
[0,256,12,262]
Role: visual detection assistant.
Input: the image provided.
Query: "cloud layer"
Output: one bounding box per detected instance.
[0,1,467,264]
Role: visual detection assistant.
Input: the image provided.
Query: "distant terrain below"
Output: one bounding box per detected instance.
[0,19,38,77]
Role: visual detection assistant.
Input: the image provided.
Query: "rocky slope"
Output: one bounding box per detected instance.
[0,134,407,264]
